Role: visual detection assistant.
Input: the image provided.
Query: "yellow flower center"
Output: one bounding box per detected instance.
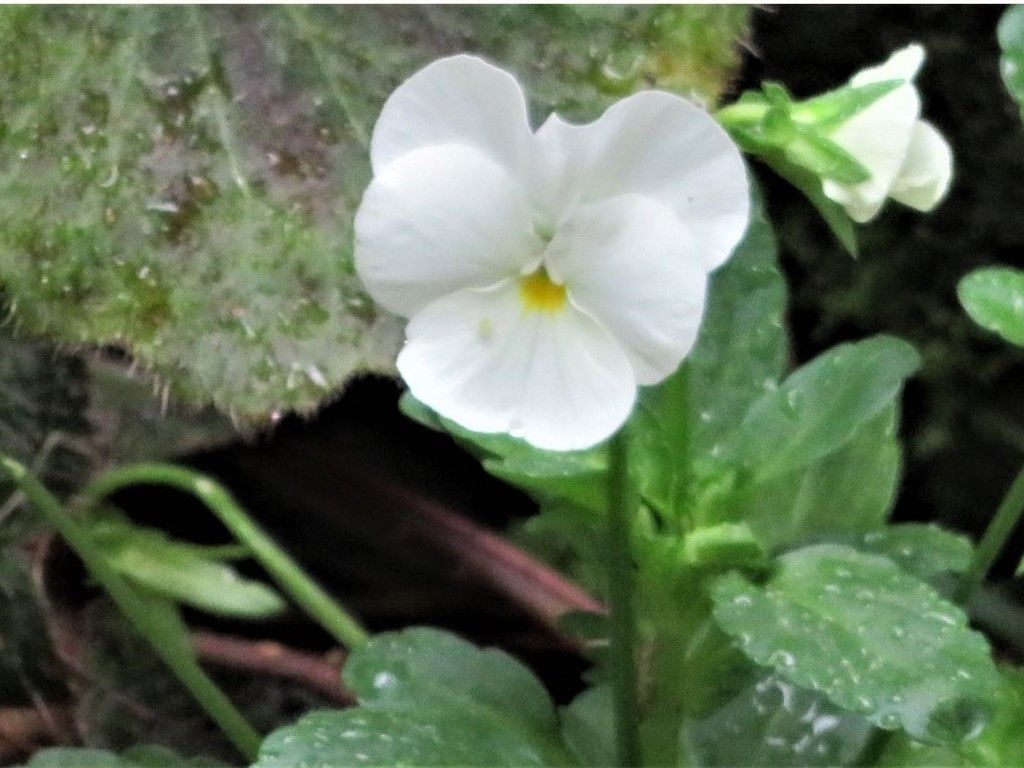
[519,267,567,313]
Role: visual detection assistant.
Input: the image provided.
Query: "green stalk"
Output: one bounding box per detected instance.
[607,431,642,767]
[78,462,369,649]
[0,456,262,760]
[964,462,1024,594]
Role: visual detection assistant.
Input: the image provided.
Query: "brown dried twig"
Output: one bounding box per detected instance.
[399,492,605,625]
[192,631,354,705]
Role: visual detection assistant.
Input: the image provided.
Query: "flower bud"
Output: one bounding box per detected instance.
[821,44,953,223]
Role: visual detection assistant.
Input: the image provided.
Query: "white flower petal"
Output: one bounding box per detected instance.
[823,43,929,223]
[822,83,921,223]
[534,91,750,271]
[889,120,953,212]
[355,144,541,317]
[370,55,533,175]
[545,195,707,386]
[398,281,636,451]
[850,43,925,88]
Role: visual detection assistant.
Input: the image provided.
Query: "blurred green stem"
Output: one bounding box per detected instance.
[964,462,1024,594]
[0,456,262,760]
[607,430,642,767]
[79,462,369,649]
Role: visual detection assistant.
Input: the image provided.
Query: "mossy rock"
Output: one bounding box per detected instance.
[0,5,750,425]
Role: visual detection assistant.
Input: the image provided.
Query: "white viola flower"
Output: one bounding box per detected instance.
[822,43,953,223]
[355,55,749,451]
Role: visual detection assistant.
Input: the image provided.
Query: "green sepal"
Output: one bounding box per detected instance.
[791,78,904,128]
[782,127,872,185]
[764,153,859,256]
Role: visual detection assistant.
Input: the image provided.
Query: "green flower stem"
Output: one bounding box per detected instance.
[607,430,642,767]
[0,456,262,760]
[78,462,370,649]
[964,462,1024,593]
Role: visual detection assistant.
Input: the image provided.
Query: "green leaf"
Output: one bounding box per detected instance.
[402,392,607,512]
[711,546,1000,743]
[688,184,789,451]
[560,686,616,768]
[723,405,902,549]
[683,673,873,767]
[839,523,973,582]
[632,184,788,517]
[89,514,287,619]
[957,267,1024,347]
[727,336,919,485]
[998,5,1024,121]
[20,746,227,767]
[485,452,608,513]
[878,667,1024,767]
[255,627,577,767]
[967,666,1024,762]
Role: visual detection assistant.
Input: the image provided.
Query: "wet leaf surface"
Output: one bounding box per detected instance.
[684,673,872,767]
[836,523,973,582]
[878,667,1024,767]
[711,545,1001,743]
[255,627,577,767]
